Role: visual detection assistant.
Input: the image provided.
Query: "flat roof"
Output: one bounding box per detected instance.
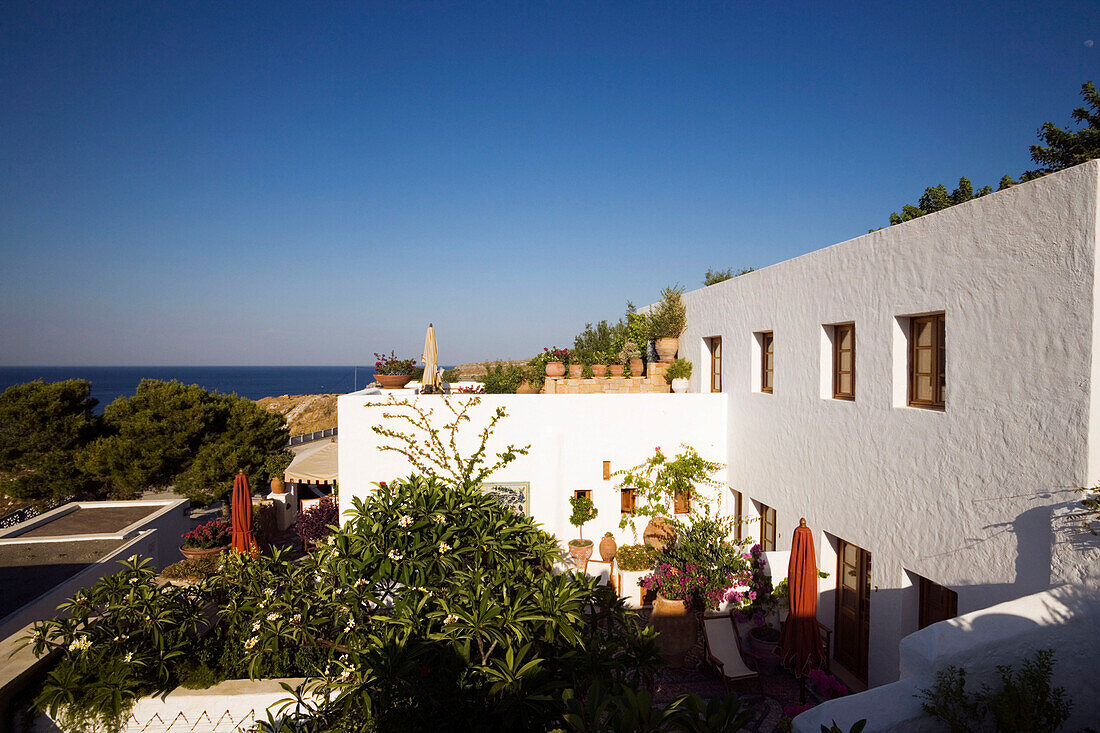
[0,539,128,619]
[17,506,160,537]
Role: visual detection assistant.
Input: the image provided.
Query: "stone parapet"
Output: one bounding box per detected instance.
[542,365,671,394]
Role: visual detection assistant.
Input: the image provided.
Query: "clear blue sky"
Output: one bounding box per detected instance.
[1,1,1096,366]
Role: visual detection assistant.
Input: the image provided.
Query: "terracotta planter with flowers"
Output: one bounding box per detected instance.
[651,594,696,666]
[376,374,412,388]
[545,361,566,378]
[180,519,231,560]
[373,351,418,389]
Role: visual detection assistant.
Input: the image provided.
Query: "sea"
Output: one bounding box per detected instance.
[0,366,379,412]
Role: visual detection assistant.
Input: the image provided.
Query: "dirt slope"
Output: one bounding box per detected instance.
[255,394,339,436]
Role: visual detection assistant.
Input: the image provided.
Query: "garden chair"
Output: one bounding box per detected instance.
[702,611,765,698]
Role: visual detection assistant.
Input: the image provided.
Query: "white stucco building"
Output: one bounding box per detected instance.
[339,160,1100,690]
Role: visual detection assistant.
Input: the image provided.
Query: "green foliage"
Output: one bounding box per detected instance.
[888,81,1099,225]
[613,445,723,536]
[666,358,693,382]
[646,287,688,340]
[560,683,755,732]
[703,268,754,286]
[160,553,222,581]
[366,394,530,489]
[0,379,103,502]
[1074,486,1100,535]
[657,514,750,610]
[80,379,288,503]
[441,368,461,383]
[616,543,658,571]
[480,362,527,394]
[1030,81,1100,173]
[820,722,867,733]
[623,303,649,360]
[573,320,627,366]
[569,494,598,536]
[917,650,1071,733]
[25,556,211,732]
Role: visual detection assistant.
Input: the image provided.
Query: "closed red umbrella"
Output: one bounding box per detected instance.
[777,517,825,700]
[230,471,257,556]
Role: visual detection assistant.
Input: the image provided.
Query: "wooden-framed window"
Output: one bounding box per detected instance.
[620,487,636,515]
[730,488,743,541]
[909,313,945,409]
[574,489,591,501]
[708,336,722,392]
[759,503,777,551]
[673,489,691,515]
[833,323,855,400]
[761,332,774,393]
[917,576,958,629]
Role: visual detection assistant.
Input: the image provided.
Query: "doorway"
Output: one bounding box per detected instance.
[834,538,871,683]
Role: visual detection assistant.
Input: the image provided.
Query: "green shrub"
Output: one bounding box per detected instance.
[161,554,221,581]
[569,494,597,537]
[616,543,658,571]
[665,358,692,382]
[176,659,222,690]
[441,368,460,383]
[479,362,526,393]
[646,286,687,340]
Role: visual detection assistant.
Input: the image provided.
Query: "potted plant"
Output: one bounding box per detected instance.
[641,563,698,665]
[621,341,643,378]
[539,347,570,378]
[666,358,693,393]
[567,494,598,568]
[647,286,687,362]
[736,543,782,664]
[609,361,625,377]
[615,542,657,607]
[374,351,418,389]
[180,519,230,560]
[568,361,584,378]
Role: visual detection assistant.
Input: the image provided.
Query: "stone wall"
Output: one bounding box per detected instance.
[542,363,671,394]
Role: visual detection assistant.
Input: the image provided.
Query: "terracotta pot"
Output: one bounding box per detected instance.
[546,361,566,378]
[643,516,676,552]
[609,364,625,377]
[376,374,412,389]
[591,364,608,377]
[568,540,594,569]
[180,544,228,561]
[599,534,617,562]
[748,626,782,671]
[629,357,644,376]
[270,477,286,495]
[568,364,584,378]
[655,337,679,363]
[516,380,537,394]
[651,594,697,666]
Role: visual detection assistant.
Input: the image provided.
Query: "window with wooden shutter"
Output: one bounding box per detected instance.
[760,503,777,551]
[620,488,636,515]
[731,489,743,541]
[574,489,591,501]
[708,336,722,392]
[673,489,691,515]
[761,332,774,393]
[833,323,855,400]
[909,314,945,409]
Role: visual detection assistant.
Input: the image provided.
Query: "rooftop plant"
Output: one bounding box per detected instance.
[646,286,687,340]
[181,519,230,549]
[373,351,417,375]
[666,358,693,382]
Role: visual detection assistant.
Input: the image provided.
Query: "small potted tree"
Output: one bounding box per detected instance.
[647,286,687,362]
[666,358,692,393]
[567,494,598,569]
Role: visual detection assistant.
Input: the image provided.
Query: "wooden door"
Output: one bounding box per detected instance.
[834,539,871,682]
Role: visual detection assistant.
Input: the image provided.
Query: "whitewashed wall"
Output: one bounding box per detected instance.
[678,161,1100,685]
[337,393,728,546]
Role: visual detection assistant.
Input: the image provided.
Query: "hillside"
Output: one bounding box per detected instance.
[451,360,526,378]
[255,394,339,436]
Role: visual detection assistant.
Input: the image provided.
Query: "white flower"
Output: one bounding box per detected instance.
[388,550,403,561]
[127,555,137,562]
[266,612,281,622]
[325,535,337,545]
[68,636,92,653]
[397,515,413,527]
[128,577,138,584]
[291,614,302,625]
[432,515,446,525]
[443,614,460,624]
[252,621,262,632]
[437,542,451,555]
[339,664,355,682]
[343,616,356,633]
[244,636,259,650]
[264,587,275,597]
[124,652,134,663]
[354,578,368,587]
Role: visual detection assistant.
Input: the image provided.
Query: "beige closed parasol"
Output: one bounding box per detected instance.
[422,323,439,392]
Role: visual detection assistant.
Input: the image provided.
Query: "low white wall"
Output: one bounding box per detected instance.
[793,585,1100,732]
[337,392,728,549]
[118,677,309,733]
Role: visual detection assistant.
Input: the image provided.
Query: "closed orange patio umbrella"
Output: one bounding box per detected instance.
[230,470,257,556]
[777,517,825,701]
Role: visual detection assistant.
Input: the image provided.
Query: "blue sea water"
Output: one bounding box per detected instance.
[0,366,377,412]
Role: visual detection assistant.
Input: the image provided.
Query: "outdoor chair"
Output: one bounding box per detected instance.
[702,611,765,697]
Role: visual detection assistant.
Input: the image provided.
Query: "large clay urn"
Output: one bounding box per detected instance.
[651,594,696,666]
[609,364,625,377]
[599,533,617,562]
[376,374,412,389]
[546,361,566,378]
[516,380,537,394]
[643,516,676,553]
[629,358,644,376]
[568,364,584,378]
[655,337,679,363]
[269,477,286,495]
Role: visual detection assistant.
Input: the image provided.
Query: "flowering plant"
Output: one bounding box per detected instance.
[642,560,750,611]
[296,497,339,545]
[374,351,417,375]
[455,384,486,394]
[181,519,230,549]
[733,543,781,638]
[780,670,851,723]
